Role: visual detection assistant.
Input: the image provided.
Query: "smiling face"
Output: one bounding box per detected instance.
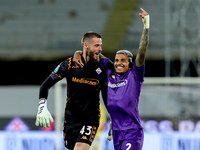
[84,37,102,63]
[114,54,130,75]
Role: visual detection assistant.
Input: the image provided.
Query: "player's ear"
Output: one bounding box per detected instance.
[83,42,88,49]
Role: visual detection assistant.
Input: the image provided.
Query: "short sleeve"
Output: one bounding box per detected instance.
[100,58,114,71]
[132,63,145,82]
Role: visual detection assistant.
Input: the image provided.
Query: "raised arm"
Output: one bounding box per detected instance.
[135,8,150,67]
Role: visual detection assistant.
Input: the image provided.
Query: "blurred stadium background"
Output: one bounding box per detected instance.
[0,0,200,149]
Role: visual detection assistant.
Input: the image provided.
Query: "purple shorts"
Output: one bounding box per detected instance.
[112,128,144,150]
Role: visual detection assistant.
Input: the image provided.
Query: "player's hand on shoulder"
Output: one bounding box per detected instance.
[73,50,84,68]
[35,98,54,128]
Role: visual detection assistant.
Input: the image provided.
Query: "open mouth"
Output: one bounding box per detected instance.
[94,53,99,58]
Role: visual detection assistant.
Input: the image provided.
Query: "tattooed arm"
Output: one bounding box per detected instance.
[135,8,150,67]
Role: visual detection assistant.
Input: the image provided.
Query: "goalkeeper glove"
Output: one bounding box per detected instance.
[35,98,54,128]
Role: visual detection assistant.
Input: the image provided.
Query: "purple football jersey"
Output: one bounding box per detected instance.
[100,58,145,130]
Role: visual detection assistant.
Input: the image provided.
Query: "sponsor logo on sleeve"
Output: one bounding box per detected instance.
[54,65,60,73]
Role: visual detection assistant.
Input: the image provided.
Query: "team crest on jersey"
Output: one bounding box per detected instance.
[96,67,102,74]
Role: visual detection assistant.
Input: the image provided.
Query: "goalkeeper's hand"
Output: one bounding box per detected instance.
[35,98,54,128]
[139,8,150,29]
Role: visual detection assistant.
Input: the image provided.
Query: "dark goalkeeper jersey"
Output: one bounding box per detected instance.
[39,55,107,126]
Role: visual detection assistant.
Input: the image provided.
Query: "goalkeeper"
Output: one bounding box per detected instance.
[35,32,107,150]
[74,8,150,150]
